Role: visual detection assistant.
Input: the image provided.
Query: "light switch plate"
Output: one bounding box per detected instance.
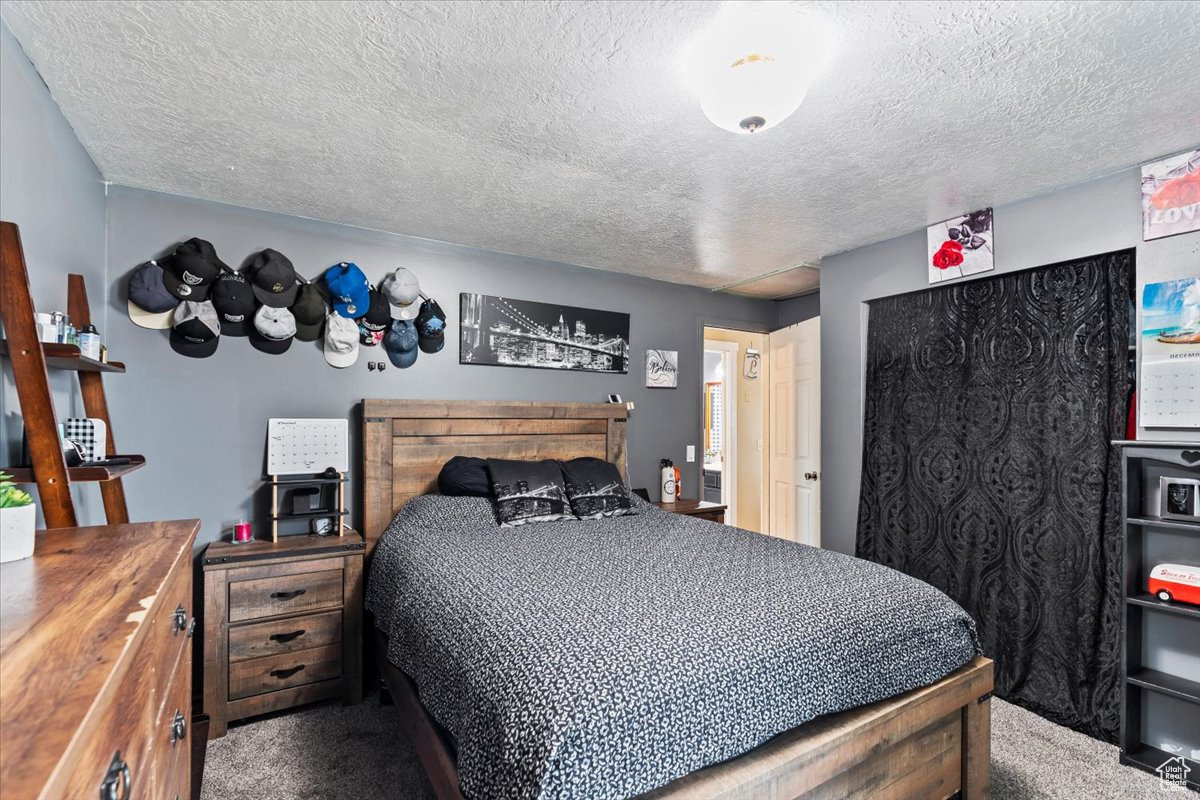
[686,445,696,462]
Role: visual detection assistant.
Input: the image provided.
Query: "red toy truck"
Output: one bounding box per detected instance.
[1148,563,1200,606]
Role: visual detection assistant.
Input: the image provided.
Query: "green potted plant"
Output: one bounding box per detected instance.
[0,472,36,563]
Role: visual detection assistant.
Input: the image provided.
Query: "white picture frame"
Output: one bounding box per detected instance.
[645,349,678,388]
[927,208,994,284]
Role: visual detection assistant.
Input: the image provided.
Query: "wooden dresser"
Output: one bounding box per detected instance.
[202,533,365,738]
[0,520,198,800]
[653,497,727,524]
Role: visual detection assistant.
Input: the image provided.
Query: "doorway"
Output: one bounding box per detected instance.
[767,317,821,545]
[702,327,769,532]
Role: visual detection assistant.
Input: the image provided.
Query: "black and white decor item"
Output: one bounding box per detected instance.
[460,293,630,373]
[645,349,678,388]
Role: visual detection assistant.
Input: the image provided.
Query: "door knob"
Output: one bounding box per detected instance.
[804,471,819,481]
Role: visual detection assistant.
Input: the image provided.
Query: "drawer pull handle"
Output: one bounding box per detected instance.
[270,664,306,679]
[269,629,306,643]
[172,605,188,635]
[169,710,187,746]
[186,617,196,638]
[270,589,307,601]
[99,751,131,800]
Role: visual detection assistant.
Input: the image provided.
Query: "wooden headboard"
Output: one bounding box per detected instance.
[361,399,629,554]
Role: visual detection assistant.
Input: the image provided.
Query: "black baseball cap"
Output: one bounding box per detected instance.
[161,238,227,301]
[415,297,446,353]
[359,289,390,332]
[210,271,256,336]
[291,282,329,342]
[247,249,300,307]
[169,300,221,358]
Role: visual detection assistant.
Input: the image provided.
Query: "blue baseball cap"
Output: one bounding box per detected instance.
[322,262,371,318]
[383,319,419,368]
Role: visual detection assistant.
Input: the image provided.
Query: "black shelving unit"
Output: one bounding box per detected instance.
[267,472,347,540]
[1116,440,1200,791]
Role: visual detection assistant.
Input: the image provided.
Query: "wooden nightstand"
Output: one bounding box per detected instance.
[201,532,365,738]
[654,498,727,524]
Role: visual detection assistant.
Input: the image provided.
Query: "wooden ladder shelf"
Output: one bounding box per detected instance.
[0,220,144,528]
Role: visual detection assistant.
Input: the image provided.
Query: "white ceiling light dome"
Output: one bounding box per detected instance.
[680,1,836,135]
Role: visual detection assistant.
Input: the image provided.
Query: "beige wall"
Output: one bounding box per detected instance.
[702,327,768,533]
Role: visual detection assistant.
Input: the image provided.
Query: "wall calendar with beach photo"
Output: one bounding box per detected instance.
[1140,277,1200,428]
[460,293,630,373]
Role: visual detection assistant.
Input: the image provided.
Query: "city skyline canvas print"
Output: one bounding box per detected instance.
[460,293,631,373]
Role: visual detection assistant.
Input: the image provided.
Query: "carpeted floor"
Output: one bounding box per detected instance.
[201,694,1168,799]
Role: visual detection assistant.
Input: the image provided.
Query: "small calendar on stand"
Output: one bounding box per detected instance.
[266,418,350,540]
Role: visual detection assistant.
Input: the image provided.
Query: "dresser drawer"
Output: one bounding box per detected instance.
[228,643,342,700]
[143,653,191,800]
[228,568,343,622]
[229,609,342,662]
[694,511,725,523]
[57,561,192,799]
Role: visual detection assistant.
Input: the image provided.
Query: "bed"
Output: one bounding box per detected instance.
[362,399,993,800]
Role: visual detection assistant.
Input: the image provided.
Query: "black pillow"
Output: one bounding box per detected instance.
[560,457,636,519]
[437,456,492,497]
[486,459,575,527]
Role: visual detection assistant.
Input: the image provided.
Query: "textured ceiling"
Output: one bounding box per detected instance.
[3,1,1198,298]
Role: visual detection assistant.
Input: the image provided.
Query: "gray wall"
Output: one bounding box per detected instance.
[775,292,820,329]
[104,186,776,545]
[0,21,107,523]
[820,168,1200,557]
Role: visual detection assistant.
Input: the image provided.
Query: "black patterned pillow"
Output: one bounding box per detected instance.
[560,458,637,519]
[486,459,575,527]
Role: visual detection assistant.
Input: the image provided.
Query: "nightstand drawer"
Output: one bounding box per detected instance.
[228,643,342,700]
[228,569,343,622]
[229,610,343,661]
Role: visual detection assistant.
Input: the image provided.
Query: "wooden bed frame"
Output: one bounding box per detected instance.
[361,398,993,799]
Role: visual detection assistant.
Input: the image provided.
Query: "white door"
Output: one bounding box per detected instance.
[768,318,820,545]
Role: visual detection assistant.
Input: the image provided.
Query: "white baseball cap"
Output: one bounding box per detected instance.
[323,312,360,368]
[379,268,421,319]
[250,305,296,355]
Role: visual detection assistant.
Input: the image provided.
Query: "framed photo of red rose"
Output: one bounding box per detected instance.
[1142,149,1200,241]
[927,208,994,284]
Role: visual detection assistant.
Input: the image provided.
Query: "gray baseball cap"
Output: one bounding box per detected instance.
[379,268,421,319]
[324,312,359,368]
[169,300,221,358]
[250,305,296,355]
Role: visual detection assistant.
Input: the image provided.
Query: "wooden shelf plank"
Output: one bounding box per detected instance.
[1128,515,1200,532]
[0,340,125,373]
[1127,594,1200,620]
[1,455,145,484]
[1127,669,1200,704]
[1120,744,1199,791]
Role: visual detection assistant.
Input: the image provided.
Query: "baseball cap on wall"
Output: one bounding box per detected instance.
[169,300,221,358]
[323,262,371,318]
[324,312,360,368]
[247,249,300,307]
[250,305,297,355]
[415,298,447,353]
[127,260,178,330]
[291,282,329,342]
[357,289,391,346]
[161,238,227,301]
[379,268,421,319]
[383,318,419,368]
[210,271,257,336]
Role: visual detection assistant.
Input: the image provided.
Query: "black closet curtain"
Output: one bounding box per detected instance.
[856,249,1132,742]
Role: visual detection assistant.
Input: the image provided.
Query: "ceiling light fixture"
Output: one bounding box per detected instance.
[680,1,835,135]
